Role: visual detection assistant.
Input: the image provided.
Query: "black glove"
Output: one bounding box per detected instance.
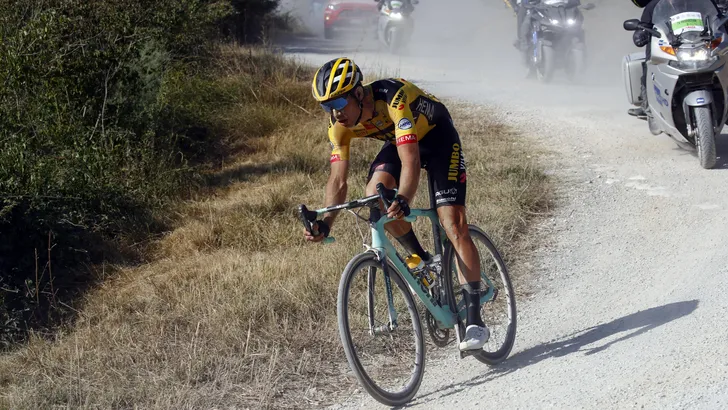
[394,196,411,217]
[633,29,650,47]
[313,220,330,237]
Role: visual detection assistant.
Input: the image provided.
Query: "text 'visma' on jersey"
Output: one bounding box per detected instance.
[327,78,451,163]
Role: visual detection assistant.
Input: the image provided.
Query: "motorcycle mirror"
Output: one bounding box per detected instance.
[644,24,662,38]
[623,19,640,31]
[582,3,595,10]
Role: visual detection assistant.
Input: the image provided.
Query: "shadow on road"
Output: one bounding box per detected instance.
[403,299,699,408]
[713,132,728,169]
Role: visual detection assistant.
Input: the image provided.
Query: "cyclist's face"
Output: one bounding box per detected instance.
[331,94,359,127]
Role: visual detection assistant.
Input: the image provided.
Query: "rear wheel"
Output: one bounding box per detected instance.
[695,106,717,169]
[442,225,517,365]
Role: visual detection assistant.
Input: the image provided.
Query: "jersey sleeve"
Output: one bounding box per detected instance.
[387,86,419,147]
[327,121,354,163]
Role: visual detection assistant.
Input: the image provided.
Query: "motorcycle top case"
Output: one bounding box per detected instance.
[623,52,646,106]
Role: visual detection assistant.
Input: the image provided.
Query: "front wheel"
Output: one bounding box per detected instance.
[337,252,425,406]
[387,25,402,53]
[442,225,517,365]
[565,44,585,83]
[694,106,717,169]
[537,44,555,83]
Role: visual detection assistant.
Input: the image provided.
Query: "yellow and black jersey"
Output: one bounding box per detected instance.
[327,78,452,163]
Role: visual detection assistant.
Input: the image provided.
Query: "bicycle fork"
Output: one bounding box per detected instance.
[368,250,399,336]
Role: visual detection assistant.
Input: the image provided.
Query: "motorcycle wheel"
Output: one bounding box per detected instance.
[387,26,401,54]
[694,106,717,169]
[565,44,585,83]
[324,26,334,40]
[536,44,555,83]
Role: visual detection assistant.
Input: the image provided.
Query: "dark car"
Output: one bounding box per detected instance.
[324,0,379,40]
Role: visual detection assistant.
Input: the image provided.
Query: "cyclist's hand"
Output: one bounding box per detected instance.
[386,197,411,220]
[304,220,330,243]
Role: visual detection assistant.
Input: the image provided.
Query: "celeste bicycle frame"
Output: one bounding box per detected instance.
[298,173,496,334]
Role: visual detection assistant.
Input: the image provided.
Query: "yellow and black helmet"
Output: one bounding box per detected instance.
[631,0,651,7]
[312,57,363,102]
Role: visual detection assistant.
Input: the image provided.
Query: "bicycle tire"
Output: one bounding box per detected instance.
[442,225,517,365]
[337,252,426,406]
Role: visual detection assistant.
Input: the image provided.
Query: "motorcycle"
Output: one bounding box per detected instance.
[521,0,595,83]
[622,0,728,169]
[375,0,418,54]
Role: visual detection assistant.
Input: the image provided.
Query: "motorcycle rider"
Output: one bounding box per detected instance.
[376,0,415,13]
[509,0,530,51]
[511,0,583,51]
[628,0,727,117]
[627,0,659,117]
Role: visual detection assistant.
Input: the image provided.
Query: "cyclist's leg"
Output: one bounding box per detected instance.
[427,127,488,349]
[366,142,431,258]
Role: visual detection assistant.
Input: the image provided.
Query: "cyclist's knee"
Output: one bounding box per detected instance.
[445,221,470,241]
[366,165,397,195]
[438,205,469,240]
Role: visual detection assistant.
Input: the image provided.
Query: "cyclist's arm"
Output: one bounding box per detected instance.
[322,125,353,228]
[395,140,419,203]
[323,160,349,227]
[389,90,420,203]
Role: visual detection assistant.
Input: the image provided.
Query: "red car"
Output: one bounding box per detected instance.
[323,0,379,40]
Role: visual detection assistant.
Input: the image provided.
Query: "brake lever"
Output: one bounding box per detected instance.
[298,204,320,236]
[375,183,396,209]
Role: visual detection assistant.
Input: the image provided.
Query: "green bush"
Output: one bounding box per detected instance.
[0,0,295,347]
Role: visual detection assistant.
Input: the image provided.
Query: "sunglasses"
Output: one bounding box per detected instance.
[321,95,350,112]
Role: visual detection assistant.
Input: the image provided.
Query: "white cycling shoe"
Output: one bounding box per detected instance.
[458,324,490,351]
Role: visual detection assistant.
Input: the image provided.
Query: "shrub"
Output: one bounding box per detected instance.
[0,0,237,346]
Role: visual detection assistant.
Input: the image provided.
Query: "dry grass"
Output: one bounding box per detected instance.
[0,47,552,409]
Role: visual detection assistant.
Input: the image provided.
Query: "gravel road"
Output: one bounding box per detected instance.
[281,0,728,407]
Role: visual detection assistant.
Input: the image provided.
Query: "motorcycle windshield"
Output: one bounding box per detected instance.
[652,0,719,38]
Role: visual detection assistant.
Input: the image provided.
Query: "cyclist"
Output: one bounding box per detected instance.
[303,57,489,351]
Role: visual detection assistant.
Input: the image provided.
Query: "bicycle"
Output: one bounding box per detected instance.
[298,171,517,406]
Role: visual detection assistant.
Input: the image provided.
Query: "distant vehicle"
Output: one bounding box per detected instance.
[376,0,418,54]
[324,0,379,40]
[623,0,728,169]
[520,0,595,83]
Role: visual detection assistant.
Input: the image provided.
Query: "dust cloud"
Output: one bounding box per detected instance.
[278,0,647,110]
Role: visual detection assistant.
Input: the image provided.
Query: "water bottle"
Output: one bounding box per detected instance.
[405,254,434,289]
[405,254,425,271]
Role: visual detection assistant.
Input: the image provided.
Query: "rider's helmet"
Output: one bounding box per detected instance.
[631,0,651,7]
[312,57,363,102]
